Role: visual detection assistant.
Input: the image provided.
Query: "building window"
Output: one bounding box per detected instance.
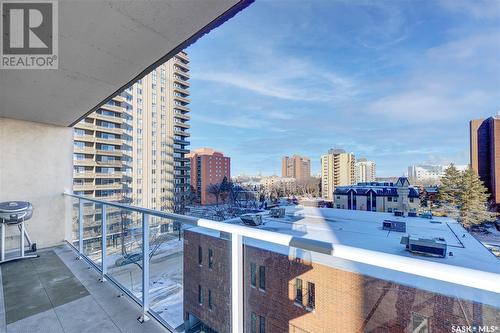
[388,208,393,213]
[198,246,202,266]
[208,289,213,310]
[251,312,257,333]
[259,266,266,291]
[295,278,303,304]
[307,282,315,309]
[250,263,257,287]
[198,285,202,305]
[259,315,266,333]
[410,197,414,203]
[394,197,398,202]
[411,313,429,333]
[208,249,213,269]
[388,196,393,202]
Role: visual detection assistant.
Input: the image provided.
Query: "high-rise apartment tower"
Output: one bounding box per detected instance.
[281,155,311,182]
[320,148,355,200]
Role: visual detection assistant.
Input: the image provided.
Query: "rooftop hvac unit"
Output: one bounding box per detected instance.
[269,207,285,218]
[240,214,263,226]
[408,211,417,217]
[400,236,447,258]
[394,210,404,217]
[383,220,406,232]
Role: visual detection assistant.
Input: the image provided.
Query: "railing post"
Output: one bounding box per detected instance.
[100,204,107,282]
[139,213,150,323]
[231,232,243,333]
[78,199,84,259]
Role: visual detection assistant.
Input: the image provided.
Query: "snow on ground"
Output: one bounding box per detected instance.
[471,224,500,257]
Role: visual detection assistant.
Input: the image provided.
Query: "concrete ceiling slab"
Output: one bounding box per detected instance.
[0,0,251,126]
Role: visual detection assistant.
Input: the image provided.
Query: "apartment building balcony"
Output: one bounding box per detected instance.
[176,51,189,62]
[113,95,126,103]
[174,104,190,112]
[173,58,189,70]
[174,138,190,146]
[100,104,125,114]
[96,149,122,157]
[73,183,96,191]
[96,159,122,167]
[74,133,95,143]
[173,112,191,121]
[174,147,190,154]
[173,67,190,79]
[174,121,190,129]
[173,95,191,104]
[74,146,97,154]
[74,159,96,167]
[173,76,190,87]
[174,130,190,137]
[75,122,96,131]
[95,126,122,135]
[173,86,190,96]
[94,113,123,124]
[95,137,123,146]
[74,171,96,178]
[94,183,123,190]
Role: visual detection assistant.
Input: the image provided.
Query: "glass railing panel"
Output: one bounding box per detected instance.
[104,207,143,303]
[70,197,80,248]
[82,202,102,265]
[146,216,190,330]
[241,240,500,333]
[182,225,233,333]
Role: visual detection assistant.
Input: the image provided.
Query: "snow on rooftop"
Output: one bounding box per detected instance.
[190,206,500,308]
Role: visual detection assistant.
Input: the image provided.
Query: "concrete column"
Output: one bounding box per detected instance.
[0,118,73,249]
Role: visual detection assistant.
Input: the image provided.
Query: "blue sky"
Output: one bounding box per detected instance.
[187,0,500,177]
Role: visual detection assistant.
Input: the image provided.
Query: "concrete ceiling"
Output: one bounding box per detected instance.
[0,0,251,126]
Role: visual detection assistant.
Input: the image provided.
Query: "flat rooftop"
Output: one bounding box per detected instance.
[194,206,500,308]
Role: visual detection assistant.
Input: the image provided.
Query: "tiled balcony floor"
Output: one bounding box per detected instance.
[0,245,168,333]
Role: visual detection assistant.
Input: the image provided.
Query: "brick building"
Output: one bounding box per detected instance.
[183,208,500,333]
[470,116,500,208]
[187,148,231,205]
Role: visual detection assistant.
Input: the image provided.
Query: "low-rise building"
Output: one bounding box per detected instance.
[183,207,500,333]
[408,164,468,183]
[333,177,420,213]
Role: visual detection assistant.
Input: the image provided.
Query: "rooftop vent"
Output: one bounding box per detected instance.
[269,207,285,218]
[240,214,263,226]
[383,220,406,232]
[400,236,447,258]
[394,210,404,217]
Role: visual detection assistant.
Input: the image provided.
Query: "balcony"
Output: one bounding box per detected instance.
[42,194,500,333]
[173,76,190,87]
[174,121,190,129]
[174,130,190,137]
[74,158,96,167]
[173,112,191,121]
[173,95,191,104]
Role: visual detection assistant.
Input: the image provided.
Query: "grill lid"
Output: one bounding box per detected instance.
[0,201,31,213]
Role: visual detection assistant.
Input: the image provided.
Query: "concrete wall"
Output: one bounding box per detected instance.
[0,118,73,249]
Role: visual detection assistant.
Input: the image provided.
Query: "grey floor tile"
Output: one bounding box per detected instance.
[6,308,63,333]
[54,296,121,333]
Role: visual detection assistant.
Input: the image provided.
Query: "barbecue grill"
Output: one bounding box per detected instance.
[0,201,38,263]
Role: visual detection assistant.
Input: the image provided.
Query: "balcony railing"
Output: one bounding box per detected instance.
[64,193,500,333]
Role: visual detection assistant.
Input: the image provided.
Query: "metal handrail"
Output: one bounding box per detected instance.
[64,192,500,332]
[64,192,334,255]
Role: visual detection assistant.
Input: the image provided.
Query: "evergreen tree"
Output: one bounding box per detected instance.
[458,168,497,228]
[437,164,462,218]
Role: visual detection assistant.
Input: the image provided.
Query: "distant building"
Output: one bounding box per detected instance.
[187,148,230,205]
[320,148,355,201]
[407,164,467,183]
[333,177,420,213]
[260,176,297,194]
[470,116,500,207]
[282,155,311,182]
[355,158,376,183]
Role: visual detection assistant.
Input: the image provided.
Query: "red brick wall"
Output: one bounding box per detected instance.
[183,229,232,333]
[184,232,500,333]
